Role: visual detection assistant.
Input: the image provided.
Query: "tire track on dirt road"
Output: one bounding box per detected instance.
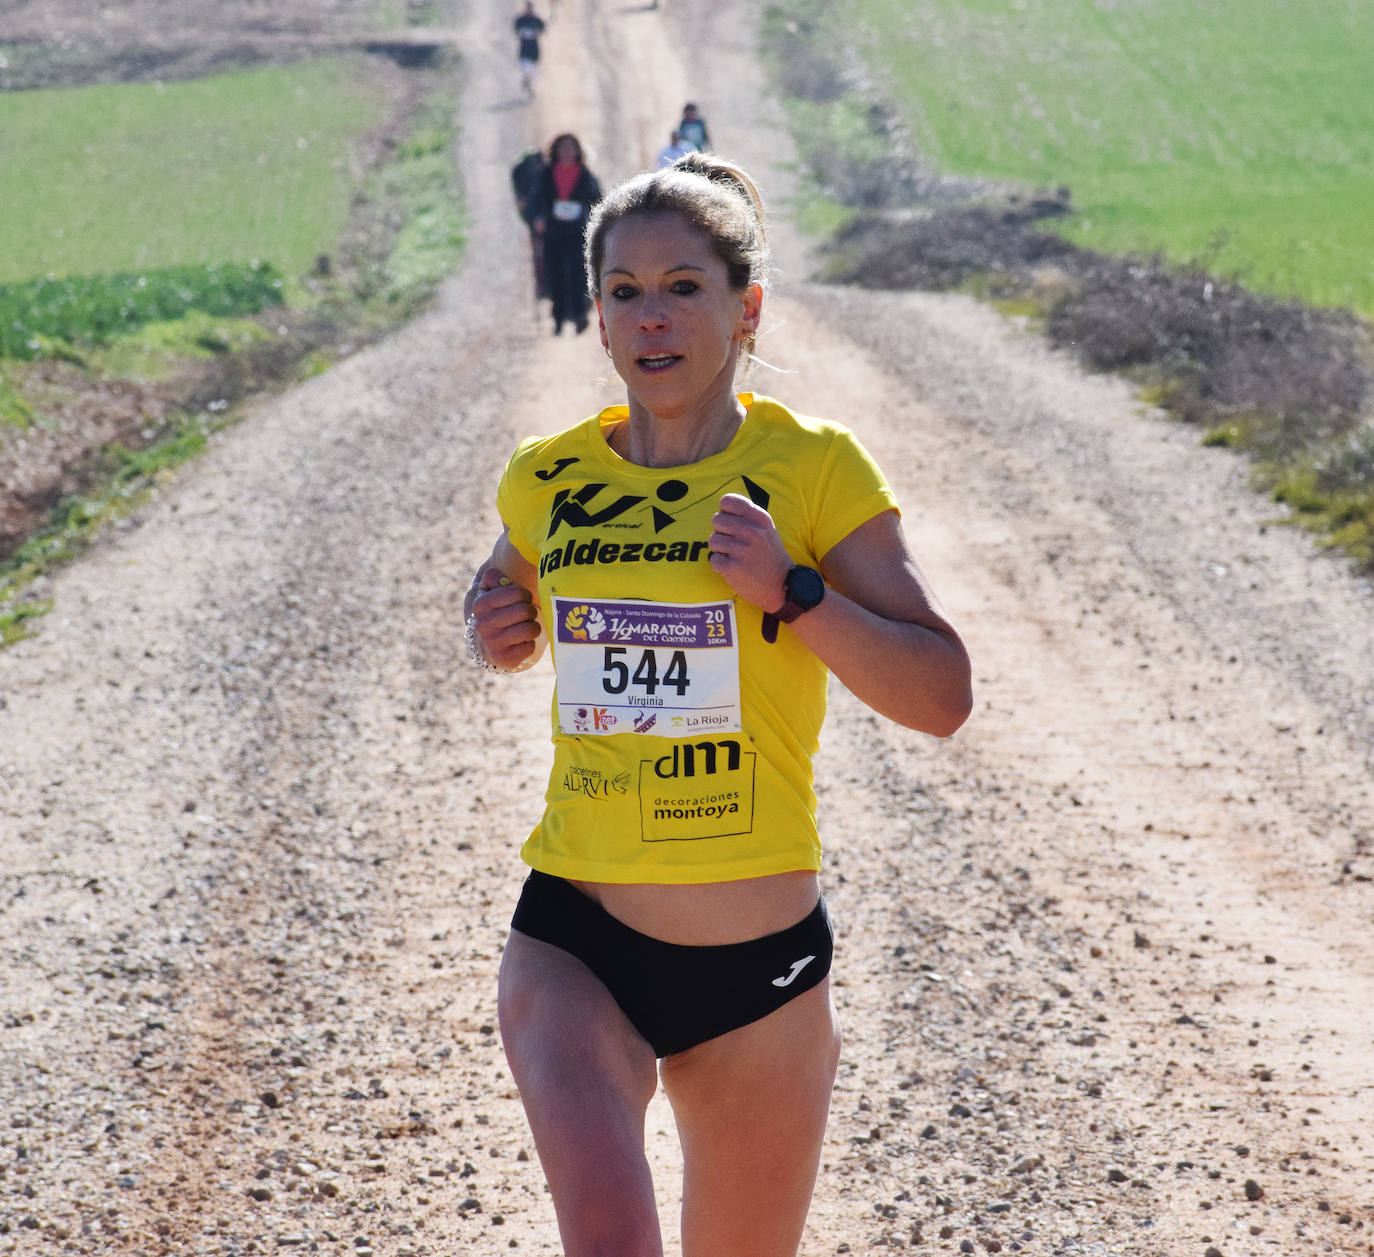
[765,285,1374,1254]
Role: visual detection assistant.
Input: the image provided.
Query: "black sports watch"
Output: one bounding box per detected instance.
[761,564,826,643]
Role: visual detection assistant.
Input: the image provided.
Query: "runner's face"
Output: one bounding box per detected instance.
[596,213,761,421]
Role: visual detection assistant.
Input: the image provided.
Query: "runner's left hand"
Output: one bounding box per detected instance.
[708,493,792,613]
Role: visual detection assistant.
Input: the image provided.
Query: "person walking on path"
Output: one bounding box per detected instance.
[677,101,710,150]
[530,133,601,335]
[464,151,972,1256]
[514,2,546,97]
[510,147,550,300]
[655,129,695,169]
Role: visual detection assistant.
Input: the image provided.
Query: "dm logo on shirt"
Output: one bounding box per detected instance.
[638,739,756,842]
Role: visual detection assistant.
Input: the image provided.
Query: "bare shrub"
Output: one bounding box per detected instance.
[1046,258,1369,446]
[800,100,925,209]
[766,19,849,104]
[820,205,1077,291]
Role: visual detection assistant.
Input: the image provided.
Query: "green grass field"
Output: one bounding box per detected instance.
[0,57,393,286]
[846,0,1374,313]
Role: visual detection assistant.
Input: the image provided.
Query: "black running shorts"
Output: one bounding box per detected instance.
[510,870,834,1057]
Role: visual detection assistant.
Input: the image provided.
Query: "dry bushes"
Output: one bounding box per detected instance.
[821,203,1077,292]
[820,202,1374,565]
[1045,257,1368,445]
[824,205,1368,454]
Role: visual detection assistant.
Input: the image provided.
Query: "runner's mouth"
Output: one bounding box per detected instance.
[636,353,682,372]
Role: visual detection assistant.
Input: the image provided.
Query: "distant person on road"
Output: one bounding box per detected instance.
[514,2,546,97]
[530,133,601,335]
[465,151,972,1256]
[511,147,549,300]
[655,129,695,168]
[677,101,710,151]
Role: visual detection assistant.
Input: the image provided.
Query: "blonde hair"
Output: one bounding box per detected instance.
[585,152,771,356]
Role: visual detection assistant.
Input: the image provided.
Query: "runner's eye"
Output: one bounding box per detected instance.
[609,284,638,301]
[670,280,699,296]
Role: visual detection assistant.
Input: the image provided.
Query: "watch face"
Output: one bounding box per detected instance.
[785,564,825,609]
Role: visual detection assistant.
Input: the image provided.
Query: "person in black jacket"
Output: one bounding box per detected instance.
[511,147,549,300]
[532,134,602,335]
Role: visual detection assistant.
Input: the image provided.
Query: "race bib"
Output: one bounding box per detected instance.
[551,198,582,222]
[552,596,741,739]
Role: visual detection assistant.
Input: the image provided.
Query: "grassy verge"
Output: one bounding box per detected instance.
[337,88,466,308]
[0,262,284,360]
[0,55,466,641]
[760,0,1374,573]
[0,57,392,288]
[0,413,211,645]
[845,0,1374,317]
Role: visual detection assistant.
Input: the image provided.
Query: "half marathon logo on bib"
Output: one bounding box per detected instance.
[552,596,742,738]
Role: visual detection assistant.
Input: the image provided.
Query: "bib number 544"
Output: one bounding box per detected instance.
[601,646,690,696]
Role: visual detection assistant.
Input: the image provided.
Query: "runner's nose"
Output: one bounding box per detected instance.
[637,300,669,331]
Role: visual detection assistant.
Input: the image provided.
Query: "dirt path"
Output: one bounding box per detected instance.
[2,2,1372,1255]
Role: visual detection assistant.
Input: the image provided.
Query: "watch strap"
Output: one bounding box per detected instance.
[761,565,823,643]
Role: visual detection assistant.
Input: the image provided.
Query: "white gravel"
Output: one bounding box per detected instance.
[3,2,1373,1255]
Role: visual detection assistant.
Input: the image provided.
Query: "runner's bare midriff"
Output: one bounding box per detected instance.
[569,870,821,946]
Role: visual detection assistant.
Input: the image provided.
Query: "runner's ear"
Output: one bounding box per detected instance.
[735,283,763,341]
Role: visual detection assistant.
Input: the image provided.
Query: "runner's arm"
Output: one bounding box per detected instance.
[807,510,971,734]
[709,498,970,735]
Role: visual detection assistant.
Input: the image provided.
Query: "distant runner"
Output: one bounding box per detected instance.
[677,101,710,151]
[529,133,602,335]
[514,2,546,97]
[655,129,695,169]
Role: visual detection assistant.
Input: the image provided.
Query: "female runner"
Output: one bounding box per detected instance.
[531,132,602,335]
[465,151,972,1257]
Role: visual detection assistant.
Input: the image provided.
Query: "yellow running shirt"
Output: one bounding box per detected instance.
[496,393,899,883]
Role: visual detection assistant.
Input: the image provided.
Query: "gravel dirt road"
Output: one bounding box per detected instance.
[3,2,1373,1255]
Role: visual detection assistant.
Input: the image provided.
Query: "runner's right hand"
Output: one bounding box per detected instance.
[471,565,540,670]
